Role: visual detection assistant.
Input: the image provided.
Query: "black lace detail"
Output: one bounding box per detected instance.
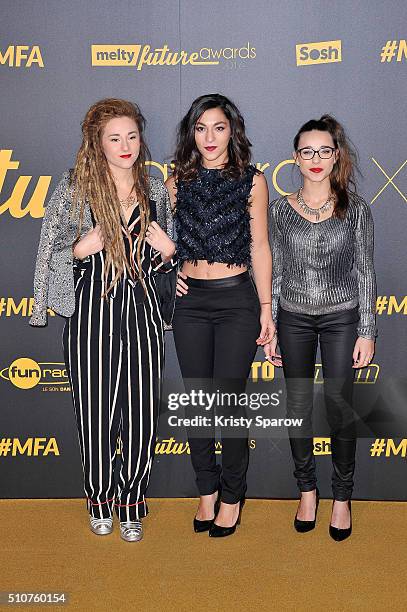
[174,165,257,267]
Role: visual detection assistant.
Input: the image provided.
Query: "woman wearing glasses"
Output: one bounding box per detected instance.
[266,115,376,541]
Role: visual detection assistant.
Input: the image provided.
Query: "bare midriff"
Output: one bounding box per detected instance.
[181,260,247,280]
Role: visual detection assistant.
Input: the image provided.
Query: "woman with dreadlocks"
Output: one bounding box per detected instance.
[30,99,176,542]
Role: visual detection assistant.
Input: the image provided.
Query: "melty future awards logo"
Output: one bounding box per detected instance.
[91,43,256,69]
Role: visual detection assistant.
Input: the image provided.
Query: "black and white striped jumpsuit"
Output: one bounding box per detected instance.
[63,186,176,522]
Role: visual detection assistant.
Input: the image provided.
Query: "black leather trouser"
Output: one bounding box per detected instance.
[172,272,260,504]
[277,306,359,501]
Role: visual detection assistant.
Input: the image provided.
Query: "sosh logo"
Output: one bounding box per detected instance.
[296,40,342,66]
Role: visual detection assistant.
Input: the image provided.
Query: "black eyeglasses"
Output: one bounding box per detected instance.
[297,146,337,160]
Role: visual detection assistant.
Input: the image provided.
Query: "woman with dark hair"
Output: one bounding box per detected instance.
[30,99,176,542]
[166,93,273,538]
[265,115,377,541]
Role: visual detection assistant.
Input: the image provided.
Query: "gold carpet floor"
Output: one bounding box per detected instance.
[1,498,406,612]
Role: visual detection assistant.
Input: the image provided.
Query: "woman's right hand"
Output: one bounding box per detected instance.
[264,335,282,367]
[176,271,189,297]
[73,225,104,260]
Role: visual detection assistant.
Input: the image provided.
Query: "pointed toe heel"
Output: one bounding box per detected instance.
[209,498,245,538]
[193,517,213,533]
[294,488,320,533]
[329,500,352,542]
[193,487,222,533]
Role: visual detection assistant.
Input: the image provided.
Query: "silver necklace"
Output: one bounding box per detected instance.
[297,188,333,222]
[119,185,138,210]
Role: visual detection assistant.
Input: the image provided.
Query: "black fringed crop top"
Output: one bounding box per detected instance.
[174,165,257,267]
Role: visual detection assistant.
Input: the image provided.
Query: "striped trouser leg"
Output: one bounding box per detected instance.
[114,282,164,522]
[63,279,123,520]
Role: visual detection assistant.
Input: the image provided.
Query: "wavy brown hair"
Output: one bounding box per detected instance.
[173,93,252,182]
[71,98,150,294]
[293,114,360,219]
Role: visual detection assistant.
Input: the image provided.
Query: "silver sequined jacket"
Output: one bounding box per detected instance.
[29,171,174,326]
[269,193,377,339]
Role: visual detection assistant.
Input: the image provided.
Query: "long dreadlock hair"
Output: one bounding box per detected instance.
[71,98,151,295]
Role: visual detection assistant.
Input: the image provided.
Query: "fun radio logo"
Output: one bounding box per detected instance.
[296,40,342,66]
[0,357,69,390]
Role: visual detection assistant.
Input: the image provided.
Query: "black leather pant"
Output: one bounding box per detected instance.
[172,272,260,504]
[277,306,359,501]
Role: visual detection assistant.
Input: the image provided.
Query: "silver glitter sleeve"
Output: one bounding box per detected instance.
[29,172,71,326]
[354,197,377,339]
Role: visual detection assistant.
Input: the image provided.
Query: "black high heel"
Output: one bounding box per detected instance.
[329,500,352,541]
[209,498,245,538]
[193,487,221,533]
[294,488,320,533]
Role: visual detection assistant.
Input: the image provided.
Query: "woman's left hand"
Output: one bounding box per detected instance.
[256,307,276,346]
[145,221,176,261]
[352,337,375,369]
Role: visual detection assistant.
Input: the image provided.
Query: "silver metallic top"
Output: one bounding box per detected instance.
[269,194,377,339]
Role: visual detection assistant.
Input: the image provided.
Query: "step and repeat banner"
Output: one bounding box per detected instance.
[1,0,406,500]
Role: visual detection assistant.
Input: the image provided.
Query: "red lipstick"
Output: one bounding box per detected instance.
[120,154,132,159]
[205,146,217,152]
[310,168,323,173]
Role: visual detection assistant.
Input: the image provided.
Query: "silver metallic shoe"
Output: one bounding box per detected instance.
[120,520,143,542]
[90,517,113,536]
